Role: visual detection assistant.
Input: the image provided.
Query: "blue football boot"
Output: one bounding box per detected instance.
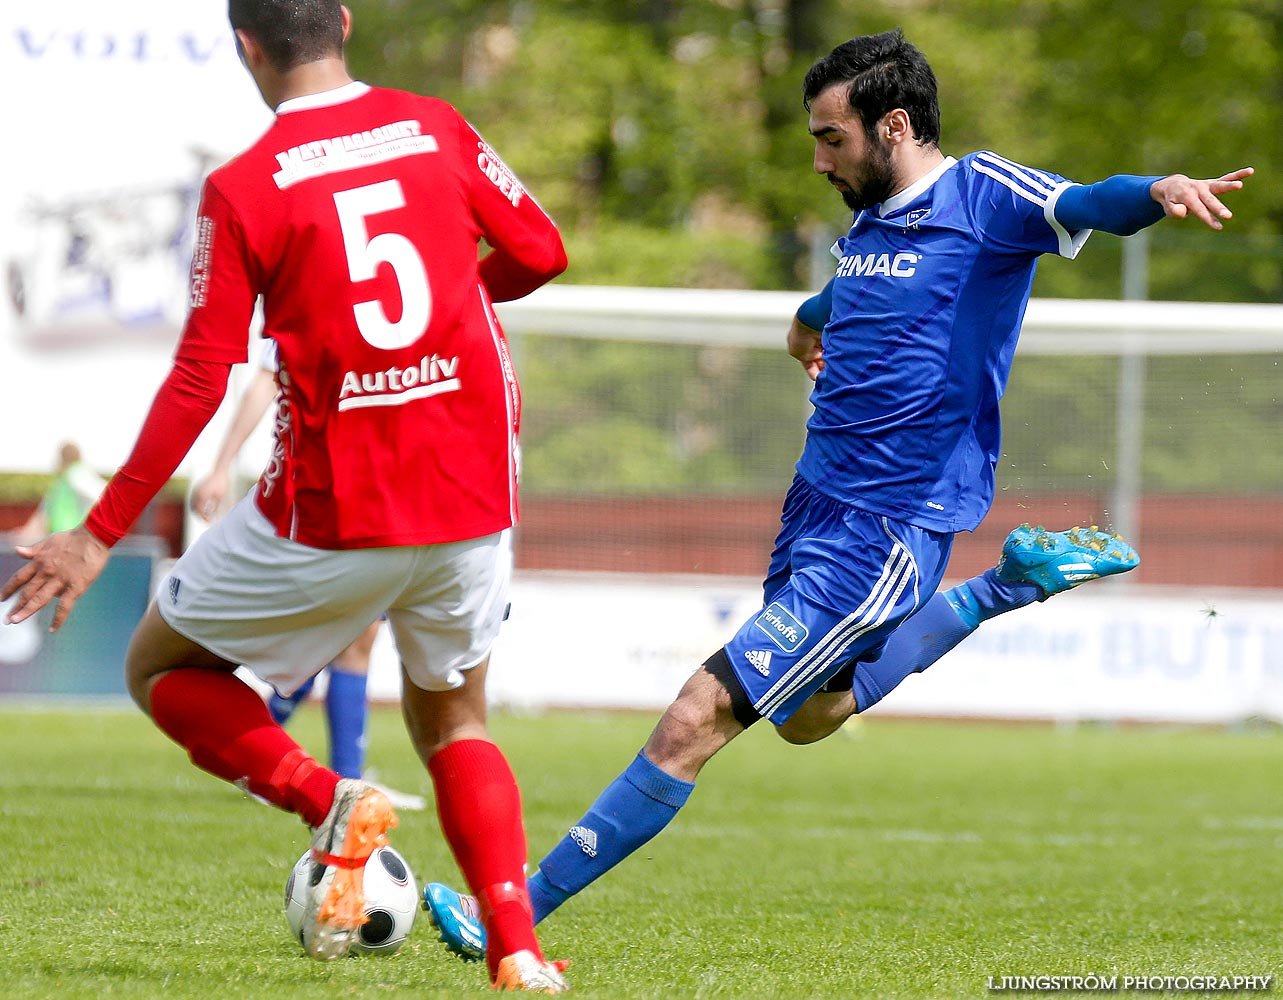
[422,882,485,962]
[996,524,1139,596]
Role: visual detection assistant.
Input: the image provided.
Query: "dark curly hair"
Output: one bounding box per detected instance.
[803,29,941,147]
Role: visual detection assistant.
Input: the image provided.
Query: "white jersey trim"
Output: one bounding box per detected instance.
[970,160,1048,206]
[1044,183,1094,259]
[974,151,1059,197]
[276,81,371,115]
[880,156,957,216]
[969,151,1092,259]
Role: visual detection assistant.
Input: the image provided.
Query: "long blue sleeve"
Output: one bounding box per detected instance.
[1055,174,1165,236]
[795,276,834,330]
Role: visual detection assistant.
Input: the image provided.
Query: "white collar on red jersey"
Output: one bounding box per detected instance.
[276,81,371,116]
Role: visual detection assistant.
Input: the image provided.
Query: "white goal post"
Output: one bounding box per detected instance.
[495,284,1283,355]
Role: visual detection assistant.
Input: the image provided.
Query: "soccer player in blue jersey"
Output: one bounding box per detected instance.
[424,28,1252,960]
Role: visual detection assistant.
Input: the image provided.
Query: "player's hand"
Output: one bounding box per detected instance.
[787,315,825,381]
[1,526,110,632]
[190,469,230,522]
[1150,167,1253,230]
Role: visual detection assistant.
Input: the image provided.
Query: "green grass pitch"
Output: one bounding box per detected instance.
[0,705,1279,999]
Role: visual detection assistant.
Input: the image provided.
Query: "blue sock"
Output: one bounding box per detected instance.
[529,752,694,924]
[949,568,1044,628]
[850,569,1042,712]
[268,675,316,726]
[324,668,368,779]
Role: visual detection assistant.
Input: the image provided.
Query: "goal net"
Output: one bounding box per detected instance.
[495,286,1283,589]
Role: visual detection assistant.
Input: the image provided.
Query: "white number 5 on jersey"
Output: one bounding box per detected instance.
[333,180,431,349]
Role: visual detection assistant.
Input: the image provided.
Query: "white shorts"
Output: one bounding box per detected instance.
[157,493,512,695]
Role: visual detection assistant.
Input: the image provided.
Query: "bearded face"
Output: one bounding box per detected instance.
[833,134,896,211]
[809,85,901,212]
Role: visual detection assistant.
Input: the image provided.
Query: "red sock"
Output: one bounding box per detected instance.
[428,739,541,974]
[150,668,339,827]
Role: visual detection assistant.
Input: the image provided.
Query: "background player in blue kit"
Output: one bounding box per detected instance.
[425,28,1252,957]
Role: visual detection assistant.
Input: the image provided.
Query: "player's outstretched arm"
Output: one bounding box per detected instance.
[1055,167,1253,237]
[1151,167,1253,230]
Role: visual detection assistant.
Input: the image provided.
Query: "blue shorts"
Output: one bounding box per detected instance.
[721,475,952,725]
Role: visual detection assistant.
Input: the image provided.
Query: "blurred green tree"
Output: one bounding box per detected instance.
[345,0,1280,300]
[340,1,1281,501]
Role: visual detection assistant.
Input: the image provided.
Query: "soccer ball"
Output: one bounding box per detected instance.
[283,845,419,956]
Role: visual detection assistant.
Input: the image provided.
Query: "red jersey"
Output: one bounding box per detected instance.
[178,82,565,549]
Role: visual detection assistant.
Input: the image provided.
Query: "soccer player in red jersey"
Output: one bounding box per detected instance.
[2,1,568,990]
[190,341,427,813]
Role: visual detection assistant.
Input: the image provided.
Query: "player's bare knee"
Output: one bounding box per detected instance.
[643,708,712,778]
[776,718,821,745]
[643,671,743,779]
[407,721,488,764]
[123,649,179,715]
[122,658,151,712]
[776,691,856,745]
[124,617,167,711]
[650,695,712,752]
[124,603,236,714]
[401,666,489,763]
[776,715,841,745]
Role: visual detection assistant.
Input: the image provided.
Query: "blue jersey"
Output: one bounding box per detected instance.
[796,151,1091,533]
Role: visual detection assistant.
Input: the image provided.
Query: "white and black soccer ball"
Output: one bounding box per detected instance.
[283,845,419,956]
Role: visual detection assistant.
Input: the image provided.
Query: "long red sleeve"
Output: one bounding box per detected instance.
[83,357,232,547]
[477,240,568,303]
[461,113,567,303]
